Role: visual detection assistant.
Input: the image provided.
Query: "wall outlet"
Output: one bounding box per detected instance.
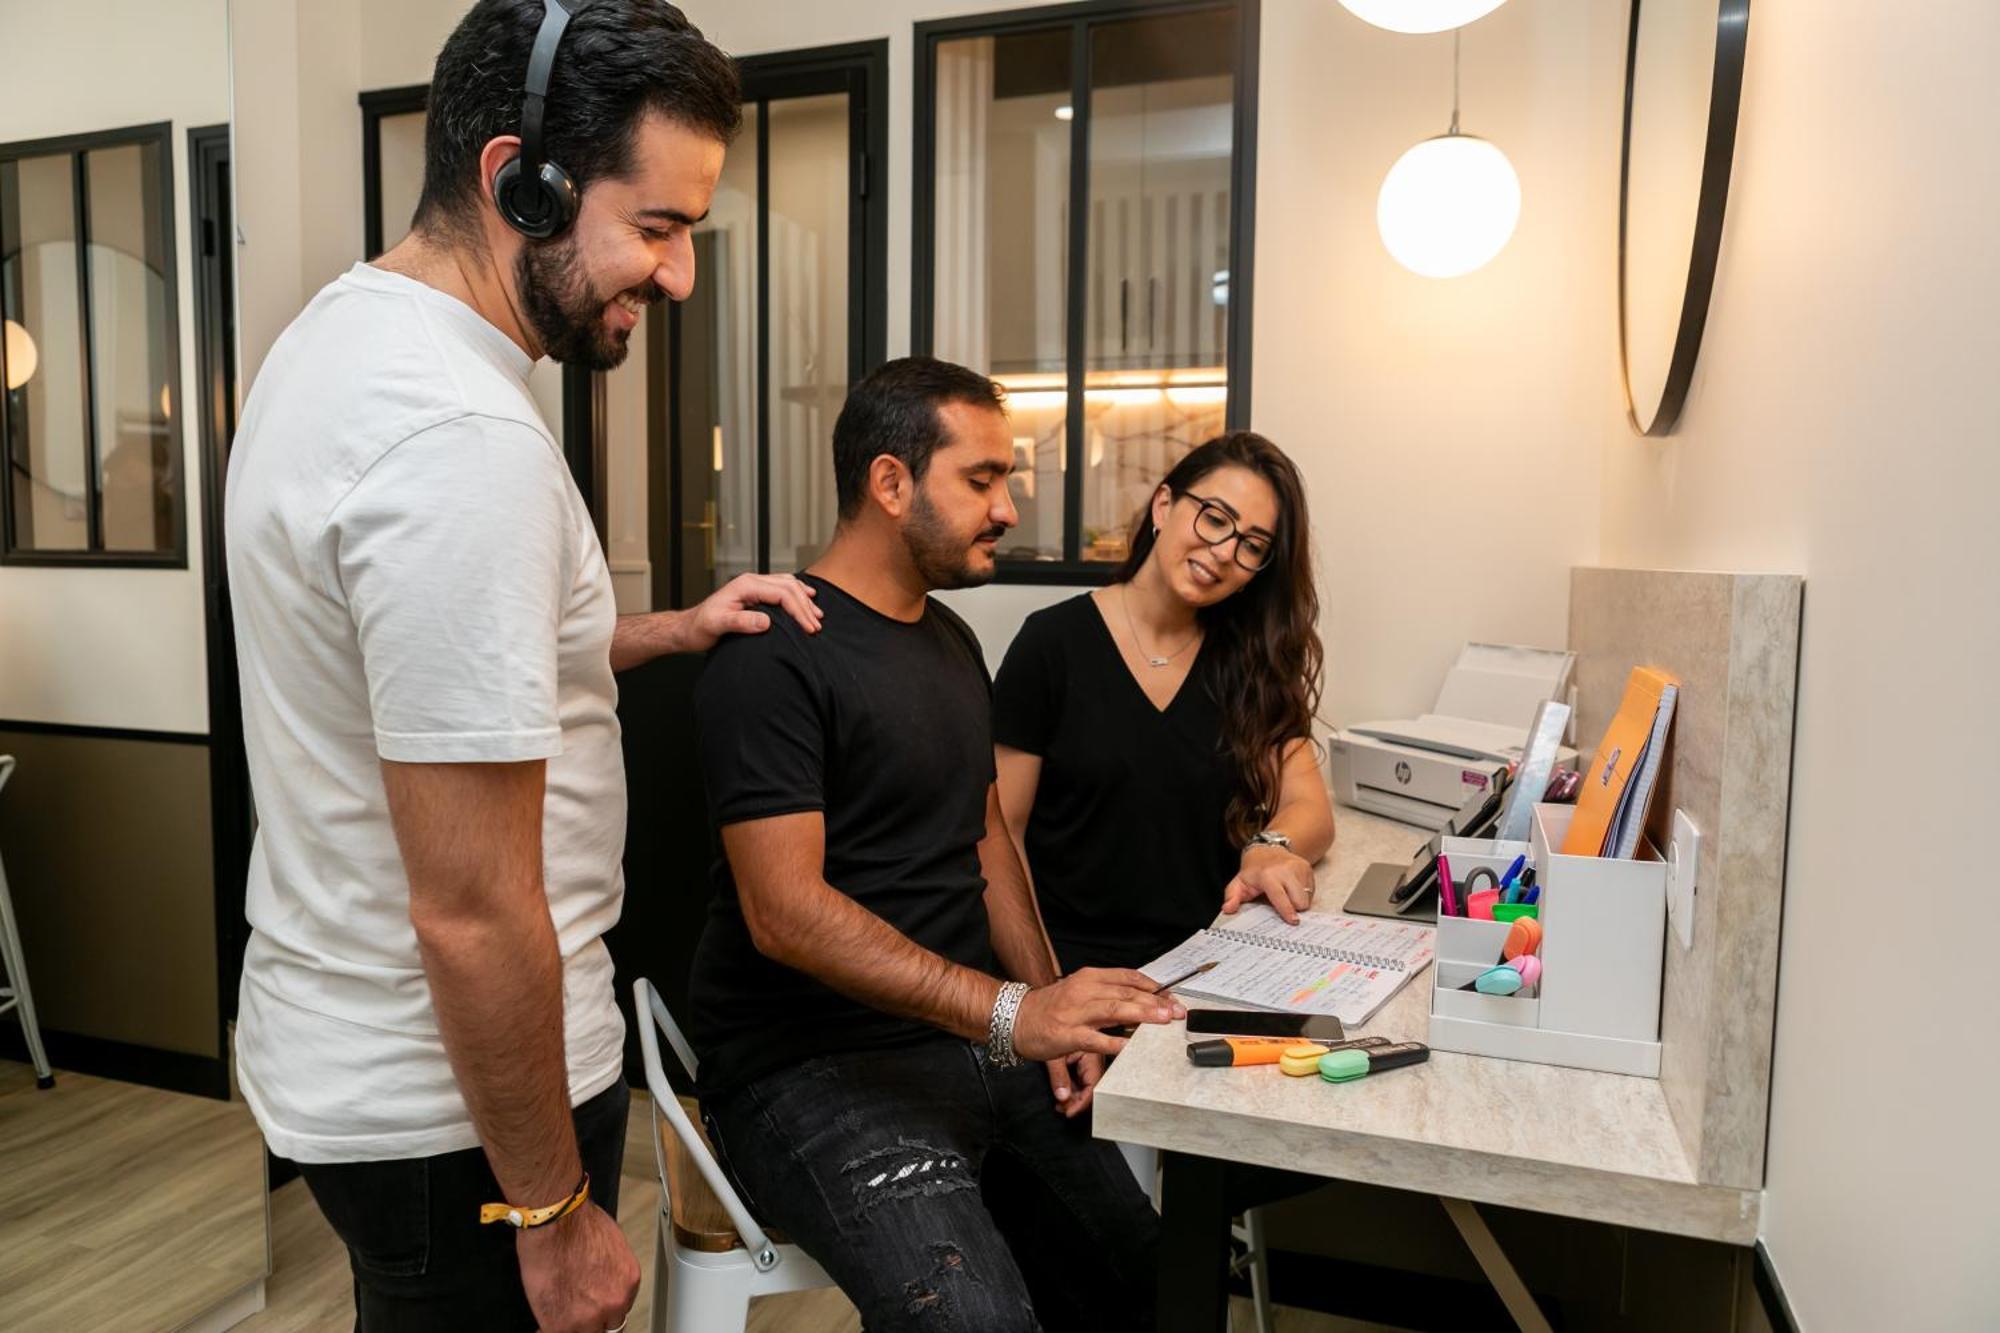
[1667,808,1700,952]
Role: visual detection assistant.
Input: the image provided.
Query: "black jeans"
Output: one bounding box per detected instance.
[296,1078,629,1332]
[704,1040,1160,1332]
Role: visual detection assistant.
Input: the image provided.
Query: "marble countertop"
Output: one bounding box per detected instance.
[1091,805,1761,1244]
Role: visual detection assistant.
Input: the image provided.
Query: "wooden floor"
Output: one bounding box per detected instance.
[0,1059,267,1332]
[2,1061,1390,1332]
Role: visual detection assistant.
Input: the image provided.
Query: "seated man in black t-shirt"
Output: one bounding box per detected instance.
[688,357,1175,1332]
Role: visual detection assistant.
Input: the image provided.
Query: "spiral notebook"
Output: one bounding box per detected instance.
[1139,904,1437,1026]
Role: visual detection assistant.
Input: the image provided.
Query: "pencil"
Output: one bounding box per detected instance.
[1152,960,1219,993]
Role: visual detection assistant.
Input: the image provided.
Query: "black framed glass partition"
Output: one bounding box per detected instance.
[361,85,430,260]
[652,41,890,608]
[915,0,1258,579]
[1,122,184,565]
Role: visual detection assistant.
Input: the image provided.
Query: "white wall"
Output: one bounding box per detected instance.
[1253,0,1620,726]
[0,0,229,733]
[1597,3,1998,1327]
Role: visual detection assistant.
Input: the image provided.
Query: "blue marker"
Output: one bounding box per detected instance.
[1498,854,1527,893]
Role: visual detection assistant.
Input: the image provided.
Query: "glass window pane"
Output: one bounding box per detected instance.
[934,31,1071,565]
[87,141,176,552]
[378,111,427,255]
[2,151,90,551]
[766,92,848,572]
[678,102,759,603]
[1082,10,1235,564]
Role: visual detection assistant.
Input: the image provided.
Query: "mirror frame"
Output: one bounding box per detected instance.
[1618,0,1751,437]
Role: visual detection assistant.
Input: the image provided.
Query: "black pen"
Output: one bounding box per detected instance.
[1151,960,1219,993]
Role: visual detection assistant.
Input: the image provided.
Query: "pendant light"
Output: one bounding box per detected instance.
[3,318,37,391]
[1338,0,1507,35]
[1376,29,1520,278]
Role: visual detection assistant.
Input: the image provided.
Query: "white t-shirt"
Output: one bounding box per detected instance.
[226,263,626,1163]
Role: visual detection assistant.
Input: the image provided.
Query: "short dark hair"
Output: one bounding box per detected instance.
[415,0,741,238]
[832,358,1007,519]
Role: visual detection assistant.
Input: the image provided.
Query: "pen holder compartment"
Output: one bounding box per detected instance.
[1433,918,1540,1029]
[1438,836,1532,914]
[1428,804,1666,1077]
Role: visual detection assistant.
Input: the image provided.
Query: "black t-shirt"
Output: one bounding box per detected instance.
[993,594,1240,973]
[687,574,998,1095]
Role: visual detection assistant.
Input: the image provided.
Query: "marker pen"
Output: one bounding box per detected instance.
[1318,1041,1431,1082]
[1186,1035,1389,1067]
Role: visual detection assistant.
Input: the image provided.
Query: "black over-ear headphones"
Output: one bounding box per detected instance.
[493,0,580,239]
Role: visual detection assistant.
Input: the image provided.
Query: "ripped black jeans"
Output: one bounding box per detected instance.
[703,1038,1158,1332]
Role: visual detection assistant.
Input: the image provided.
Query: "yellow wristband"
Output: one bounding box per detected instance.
[479,1173,590,1229]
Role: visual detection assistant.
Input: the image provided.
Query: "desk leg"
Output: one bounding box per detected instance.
[1156,1151,1232,1333]
[1440,1197,1555,1333]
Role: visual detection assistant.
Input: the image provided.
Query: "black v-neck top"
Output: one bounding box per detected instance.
[993,593,1239,972]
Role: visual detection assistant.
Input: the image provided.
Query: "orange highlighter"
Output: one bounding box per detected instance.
[1186,1035,1389,1067]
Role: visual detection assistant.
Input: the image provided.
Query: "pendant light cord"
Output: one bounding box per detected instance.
[1450,28,1462,136]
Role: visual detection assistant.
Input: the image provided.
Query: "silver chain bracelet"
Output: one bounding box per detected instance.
[986,981,1030,1069]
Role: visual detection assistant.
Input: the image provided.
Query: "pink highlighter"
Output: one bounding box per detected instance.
[1438,855,1458,917]
[1468,955,1542,996]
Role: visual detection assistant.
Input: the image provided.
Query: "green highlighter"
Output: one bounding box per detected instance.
[1319,1041,1431,1082]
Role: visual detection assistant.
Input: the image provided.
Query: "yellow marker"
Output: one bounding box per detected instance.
[1278,1043,1330,1077]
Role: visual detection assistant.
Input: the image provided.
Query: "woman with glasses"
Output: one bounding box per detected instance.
[993,431,1333,1115]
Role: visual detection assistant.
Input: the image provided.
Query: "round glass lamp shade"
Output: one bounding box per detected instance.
[3,318,37,391]
[1338,0,1507,34]
[1376,133,1521,278]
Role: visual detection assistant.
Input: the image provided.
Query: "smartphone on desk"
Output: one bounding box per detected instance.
[1184,1010,1346,1042]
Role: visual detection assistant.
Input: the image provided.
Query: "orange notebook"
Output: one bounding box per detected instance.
[1561,667,1680,858]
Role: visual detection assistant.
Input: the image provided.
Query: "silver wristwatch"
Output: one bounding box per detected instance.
[986,981,1030,1069]
[1245,829,1292,851]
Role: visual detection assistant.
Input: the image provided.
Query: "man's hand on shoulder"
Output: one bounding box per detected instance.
[688,572,823,649]
[613,573,823,670]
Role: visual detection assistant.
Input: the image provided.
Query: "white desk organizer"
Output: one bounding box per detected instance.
[1428,804,1666,1077]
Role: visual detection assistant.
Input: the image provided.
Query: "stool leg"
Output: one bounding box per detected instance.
[650,1214,671,1333]
[0,856,52,1088]
[662,1241,754,1333]
[1243,1207,1273,1333]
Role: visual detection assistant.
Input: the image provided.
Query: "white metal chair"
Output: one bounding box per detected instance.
[633,978,833,1332]
[0,756,53,1090]
[1117,1141,1273,1333]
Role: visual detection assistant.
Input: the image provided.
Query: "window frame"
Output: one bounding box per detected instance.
[0,121,187,568]
[651,39,892,606]
[912,0,1261,585]
[360,84,430,261]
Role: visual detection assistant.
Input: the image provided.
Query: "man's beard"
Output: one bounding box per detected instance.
[516,235,653,372]
[903,485,1005,591]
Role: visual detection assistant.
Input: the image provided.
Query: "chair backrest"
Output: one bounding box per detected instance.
[632,977,781,1269]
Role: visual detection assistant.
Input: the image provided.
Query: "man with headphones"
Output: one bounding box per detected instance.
[223,5,808,1330]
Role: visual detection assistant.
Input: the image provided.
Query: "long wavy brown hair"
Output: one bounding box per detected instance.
[1114,432,1323,847]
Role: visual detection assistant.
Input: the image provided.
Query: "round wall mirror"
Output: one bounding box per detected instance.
[1619,0,1750,436]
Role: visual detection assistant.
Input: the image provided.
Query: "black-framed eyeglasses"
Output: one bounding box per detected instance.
[1180,491,1275,571]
